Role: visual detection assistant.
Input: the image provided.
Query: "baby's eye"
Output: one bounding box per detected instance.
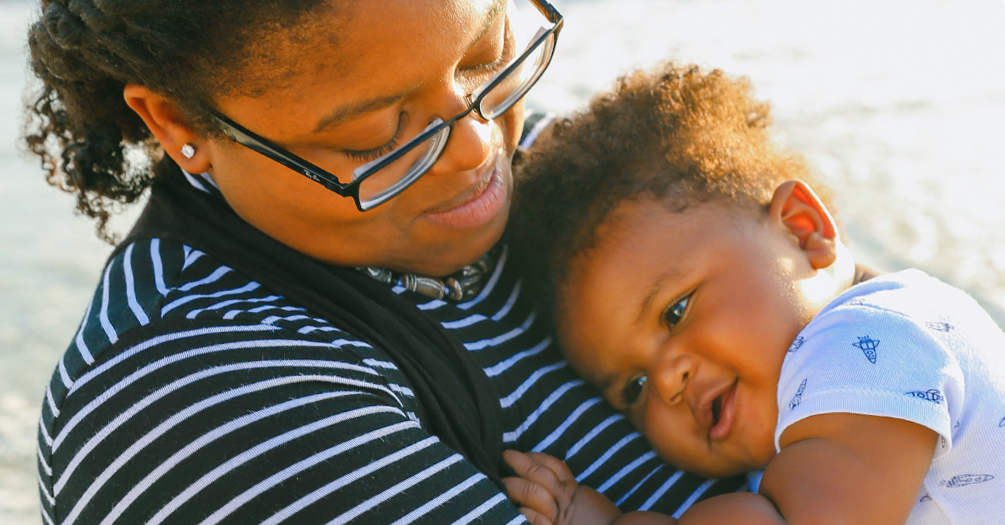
[623,376,647,406]
[663,295,691,328]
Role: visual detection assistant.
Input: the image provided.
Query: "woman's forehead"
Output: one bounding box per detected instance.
[214,0,508,134]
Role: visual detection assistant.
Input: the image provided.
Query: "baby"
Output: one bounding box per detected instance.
[504,63,1005,524]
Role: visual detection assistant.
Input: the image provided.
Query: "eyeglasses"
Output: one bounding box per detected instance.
[209,0,563,211]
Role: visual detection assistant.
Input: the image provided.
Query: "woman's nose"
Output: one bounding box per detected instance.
[650,352,695,406]
[426,89,495,175]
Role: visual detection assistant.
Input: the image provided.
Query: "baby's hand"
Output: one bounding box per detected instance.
[503,450,623,525]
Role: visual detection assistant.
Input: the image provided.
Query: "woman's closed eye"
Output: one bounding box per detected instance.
[343,116,405,163]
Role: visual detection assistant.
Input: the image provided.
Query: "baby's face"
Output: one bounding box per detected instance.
[556,198,824,477]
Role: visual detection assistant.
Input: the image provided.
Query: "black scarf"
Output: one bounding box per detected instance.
[116,168,507,488]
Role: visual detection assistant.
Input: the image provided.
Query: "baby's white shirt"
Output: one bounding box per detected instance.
[775,269,1005,524]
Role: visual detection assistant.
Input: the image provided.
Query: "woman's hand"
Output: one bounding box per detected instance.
[503,450,677,525]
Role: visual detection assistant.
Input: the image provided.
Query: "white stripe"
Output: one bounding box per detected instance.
[247,437,441,525]
[671,479,716,518]
[123,244,151,326]
[518,112,556,151]
[38,472,54,506]
[484,337,551,377]
[196,170,219,189]
[575,432,641,482]
[74,298,95,365]
[182,248,204,270]
[37,441,52,476]
[40,506,54,525]
[389,474,485,525]
[56,346,380,453]
[100,390,364,525]
[490,280,522,321]
[565,414,622,460]
[98,263,118,344]
[60,371,394,525]
[441,314,487,329]
[45,385,59,418]
[330,338,373,349]
[182,169,211,193]
[362,358,397,370]
[597,451,656,493]
[532,398,602,453]
[38,416,53,447]
[458,245,507,310]
[152,416,416,525]
[450,493,510,525]
[503,380,582,442]
[322,454,465,525]
[417,299,447,311]
[150,239,171,296]
[499,361,565,408]
[177,266,232,292]
[57,356,73,389]
[161,282,260,315]
[185,295,285,319]
[263,314,310,325]
[250,303,297,313]
[298,325,342,334]
[389,383,415,398]
[465,310,536,350]
[639,470,685,511]
[616,465,664,506]
[502,517,526,525]
[68,325,280,397]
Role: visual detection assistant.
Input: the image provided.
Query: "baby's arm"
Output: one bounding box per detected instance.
[678,413,937,525]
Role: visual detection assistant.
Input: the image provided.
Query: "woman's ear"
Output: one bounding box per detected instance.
[123,85,212,174]
[768,180,840,270]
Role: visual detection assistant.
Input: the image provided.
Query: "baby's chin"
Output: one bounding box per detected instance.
[662,447,774,479]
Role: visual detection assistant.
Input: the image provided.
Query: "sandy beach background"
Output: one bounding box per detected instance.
[1,0,1003,522]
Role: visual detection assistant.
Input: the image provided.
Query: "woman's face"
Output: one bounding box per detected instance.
[205,0,523,276]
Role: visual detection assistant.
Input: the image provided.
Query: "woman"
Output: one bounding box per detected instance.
[27,0,745,523]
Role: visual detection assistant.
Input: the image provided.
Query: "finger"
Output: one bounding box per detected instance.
[503,476,558,521]
[525,452,576,484]
[520,506,555,525]
[504,450,564,493]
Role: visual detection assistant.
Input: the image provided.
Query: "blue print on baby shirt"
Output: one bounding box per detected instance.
[925,321,954,332]
[905,389,943,403]
[788,378,807,411]
[788,336,805,353]
[852,336,880,364]
[941,474,995,488]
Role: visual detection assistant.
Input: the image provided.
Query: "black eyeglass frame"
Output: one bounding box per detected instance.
[207,0,564,211]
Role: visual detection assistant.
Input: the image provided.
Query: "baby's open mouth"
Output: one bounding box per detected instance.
[711,394,723,427]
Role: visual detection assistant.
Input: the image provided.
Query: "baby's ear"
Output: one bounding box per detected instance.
[768,180,839,270]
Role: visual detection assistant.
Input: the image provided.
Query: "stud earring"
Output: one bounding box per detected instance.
[181,144,196,159]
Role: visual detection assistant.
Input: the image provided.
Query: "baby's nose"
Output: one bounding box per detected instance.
[650,353,694,406]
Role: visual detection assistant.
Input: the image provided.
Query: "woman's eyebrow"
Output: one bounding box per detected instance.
[313,89,417,133]
[312,0,508,134]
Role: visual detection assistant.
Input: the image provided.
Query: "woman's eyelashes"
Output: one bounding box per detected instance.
[344,115,406,163]
[663,294,692,328]
[623,375,647,406]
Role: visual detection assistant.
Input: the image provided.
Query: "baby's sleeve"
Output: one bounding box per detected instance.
[774,303,964,457]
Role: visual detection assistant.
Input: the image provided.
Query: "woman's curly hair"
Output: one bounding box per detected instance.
[509,62,835,316]
[24,0,326,241]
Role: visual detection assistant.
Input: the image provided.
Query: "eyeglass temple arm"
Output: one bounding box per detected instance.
[208,113,351,196]
[529,0,562,23]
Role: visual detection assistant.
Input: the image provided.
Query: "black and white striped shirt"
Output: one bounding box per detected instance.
[38,171,745,525]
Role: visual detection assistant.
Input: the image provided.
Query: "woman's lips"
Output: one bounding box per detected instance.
[709,380,738,442]
[421,159,507,229]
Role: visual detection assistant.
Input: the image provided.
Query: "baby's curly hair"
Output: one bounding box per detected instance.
[509,62,835,316]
